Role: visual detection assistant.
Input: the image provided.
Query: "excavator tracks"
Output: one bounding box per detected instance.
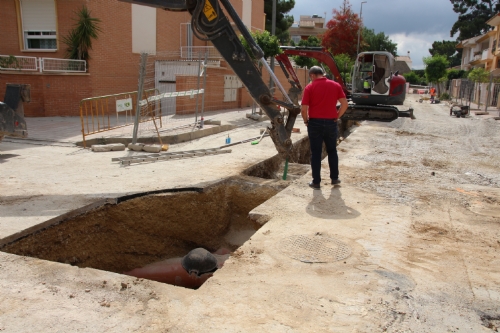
[342,104,414,122]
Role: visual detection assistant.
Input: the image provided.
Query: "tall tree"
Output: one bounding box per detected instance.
[264,0,295,44]
[429,40,462,67]
[361,28,397,56]
[240,30,281,61]
[63,5,102,64]
[450,0,500,40]
[292,36,321,68]
[322,0,361,57]
[424,55,449,94]
[333,53,355,83]
[403,72,423,85]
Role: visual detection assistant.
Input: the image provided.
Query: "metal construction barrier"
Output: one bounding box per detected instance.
[79,89,160,148]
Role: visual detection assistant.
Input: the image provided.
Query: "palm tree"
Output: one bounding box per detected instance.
[63,5,102,65]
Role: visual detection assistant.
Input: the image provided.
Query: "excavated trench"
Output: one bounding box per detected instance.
[0,177,286,276]
[243,118,355,180]
[0,127,354,288]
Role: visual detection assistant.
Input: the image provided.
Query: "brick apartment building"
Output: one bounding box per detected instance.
[0,0,289,117]
[289,15,327,44]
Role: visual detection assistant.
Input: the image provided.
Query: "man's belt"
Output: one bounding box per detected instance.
[309,118,338,122]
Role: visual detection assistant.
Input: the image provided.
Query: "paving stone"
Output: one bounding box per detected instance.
[142,145,162,153]
[128,143,144,151]
[108,143,126,151]
[91,145,112,152]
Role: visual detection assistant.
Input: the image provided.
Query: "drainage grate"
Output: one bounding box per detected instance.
[279,234,351,263]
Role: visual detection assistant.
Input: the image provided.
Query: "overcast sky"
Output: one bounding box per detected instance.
[288,0,460,69]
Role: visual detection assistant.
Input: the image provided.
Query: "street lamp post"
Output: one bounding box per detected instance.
[269,0,277,91]
[356,1,367,56]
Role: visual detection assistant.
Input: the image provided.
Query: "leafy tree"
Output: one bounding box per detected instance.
[468,67,490,106]
[240,30,281,61]
[424,55,449,95]
[264,0,295,44]
[424,55,449,83]
[429,40,462,67]
[450,0,500,41]
[446,68,467,81]
[63,5,102,63]
[413,69,426,78]
[292,36,321,68]
[333,53,354,83]
[361,28,398,56]
[403,72,422,85]
[322,0,361,57]
[410,69,429,85]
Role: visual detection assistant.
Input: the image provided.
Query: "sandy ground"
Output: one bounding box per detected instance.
[0,96,499,332]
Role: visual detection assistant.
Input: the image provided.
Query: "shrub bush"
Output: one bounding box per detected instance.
[439,92,450,100]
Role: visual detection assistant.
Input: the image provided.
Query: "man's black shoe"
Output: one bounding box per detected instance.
[308,182,321,189]
[331,179,341,185]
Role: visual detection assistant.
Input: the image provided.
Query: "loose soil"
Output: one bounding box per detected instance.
[1,177,285,274]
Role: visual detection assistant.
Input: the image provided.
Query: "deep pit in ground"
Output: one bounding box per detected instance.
[243,120,355,180]
[0,127,355,287]
[0,177,286,276]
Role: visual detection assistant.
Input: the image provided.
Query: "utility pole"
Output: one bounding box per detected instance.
[269,0,276,91]
[356,1,367,56]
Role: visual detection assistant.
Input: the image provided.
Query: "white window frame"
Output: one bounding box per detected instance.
[24,30,57,50]
[19,0,58,51]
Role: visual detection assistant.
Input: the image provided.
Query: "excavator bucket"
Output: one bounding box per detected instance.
[0,84,29,140]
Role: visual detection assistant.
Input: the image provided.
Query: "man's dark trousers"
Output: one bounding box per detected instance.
[307,118,339,185]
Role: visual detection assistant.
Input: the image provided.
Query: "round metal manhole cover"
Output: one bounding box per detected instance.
[279,234,351,263]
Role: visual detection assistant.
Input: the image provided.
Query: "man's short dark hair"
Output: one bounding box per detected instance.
[309,66,324,75]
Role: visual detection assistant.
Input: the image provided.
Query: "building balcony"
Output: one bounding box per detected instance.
[0,55,86,73]
[482,49,490,60]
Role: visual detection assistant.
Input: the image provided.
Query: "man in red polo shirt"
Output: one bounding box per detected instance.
[301,66,348,189]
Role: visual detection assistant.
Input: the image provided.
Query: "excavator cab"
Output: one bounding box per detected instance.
[352,52,406,106]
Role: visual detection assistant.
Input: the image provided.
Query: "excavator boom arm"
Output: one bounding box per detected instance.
[119,0,300,158]
[279,46,350,97]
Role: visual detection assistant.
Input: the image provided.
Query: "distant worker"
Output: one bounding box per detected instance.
[430,87,436,103]
[125,247,230,289]
[301,66,349,189]
[363,72,373,93]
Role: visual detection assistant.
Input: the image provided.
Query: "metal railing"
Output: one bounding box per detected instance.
[0,55,86,73]
[41,58,86,72]
[180,46,221,59]
[79,89,160,148]
[0,55,38,71]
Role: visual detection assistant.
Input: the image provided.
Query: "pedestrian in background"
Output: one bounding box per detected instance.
[301,66,349,189]
[430,87,436,103]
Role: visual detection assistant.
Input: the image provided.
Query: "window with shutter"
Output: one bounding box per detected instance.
[20,0,57,50]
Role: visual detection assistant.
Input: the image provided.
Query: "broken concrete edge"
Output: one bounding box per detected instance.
[247,212,272,226]
[76,124,236,148]
[0,198,116,249]
[0,174,291,252]
[0,187,206,249]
